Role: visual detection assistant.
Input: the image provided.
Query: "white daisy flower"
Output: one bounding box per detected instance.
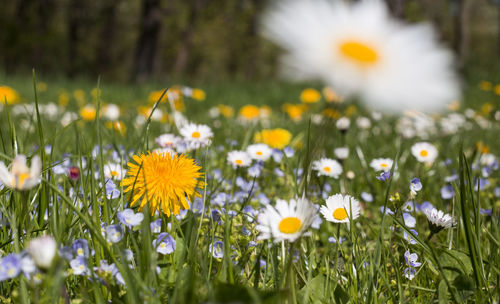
[334,147,349,160]
[227,151,252,168]
[246,144,273,161]
[179,123,213,149]
[320,194,361,223]
[262,0,458,113]
[103,163,125,180]
[0,155,41,190]
[256,197,316,242]
[312,158,342,178]
[102,104,120,121]
[424,207,455,230]
[370,158,393,172]
[155,133,180,148]
[411,142,438,164]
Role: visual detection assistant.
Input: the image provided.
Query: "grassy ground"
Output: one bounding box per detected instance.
[0,71,498,303]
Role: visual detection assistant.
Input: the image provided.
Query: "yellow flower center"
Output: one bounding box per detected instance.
[278,217,302,234]
[419,150,428,157]
[77,248,84,256]
[256,151,263,156]
[339,41,378,65]
[13,172,31,188]
[192,131,201,138]
[323,166,331,173]
[333,208,348,220]
[111,170,119,177]
[235,159,243,165]
[381,163,388,168]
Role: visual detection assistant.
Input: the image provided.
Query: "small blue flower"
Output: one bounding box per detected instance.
[441,184,455,200]
[72,239,89,258]
[283,147,294,158]
[479,208,492,216]
[117,209,144,227]
[409,178,422,195]
[153,233,176,255]
[328,236,345,244]
[272,149,283,162]
[70,256,88,275]
[106,224,124,243]
[403,229,418,245]
[150,218,162,233]
[380,206,394,215]
[0,254,22,281]
[209,241,224,259]
[104,180,120,199]
[403,213,416,228]
[376,171,391,182]
[361,192,373,203]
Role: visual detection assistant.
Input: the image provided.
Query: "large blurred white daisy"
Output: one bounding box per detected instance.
[262,0,459,113]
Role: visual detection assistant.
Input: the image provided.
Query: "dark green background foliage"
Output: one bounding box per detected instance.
[1,0,500,82]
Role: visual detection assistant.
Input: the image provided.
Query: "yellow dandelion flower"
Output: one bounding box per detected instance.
[481,103,494,116]
[323,87,343,103]
[283,104,306,121]
[191,88,206,101]
[37,82,47,92]
[300,88,321,104]
[254,128,292,149]
[344,105,357,117]
[0,86,20,104]
[479,81,492,91]
[73,90,86,106]
[123,152,204,216]
[106,121,127,136]
[239,105,260,121]
[217,105,234,118]
[80,105,97,121]
[260,106,272,118]
[322,108,341,119]
[58,91,70,107]
[495,84,500,96]
[173,99,185,112]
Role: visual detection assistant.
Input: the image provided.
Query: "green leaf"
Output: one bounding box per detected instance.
[299,274,325,302]
[452,274,475,302]
[438,280,449,304]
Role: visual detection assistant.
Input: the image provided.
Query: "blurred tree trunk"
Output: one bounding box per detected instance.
[132,0,162,82]
[386,0,406,18]
[67,0,85,77]
[173,0,204,75]
[35,0,53,68]
[453,0,472,67]
[97,1,119,75]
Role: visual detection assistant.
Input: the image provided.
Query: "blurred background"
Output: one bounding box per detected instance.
[0,0,499,83]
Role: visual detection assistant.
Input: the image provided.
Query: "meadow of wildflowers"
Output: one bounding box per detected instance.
[0,1,499,303]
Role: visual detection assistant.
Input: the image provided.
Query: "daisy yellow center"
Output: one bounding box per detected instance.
[278,217,302,234]
[256,151,263,156]
[333,208,348,220]
[235,159,243,165]
[192,131,201,138]
[13,172,31,188]
[323,166,331,173]
[419,150,428,157]
[111,170,119,177]
[381,163,388,168]
[339,41,378,65]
